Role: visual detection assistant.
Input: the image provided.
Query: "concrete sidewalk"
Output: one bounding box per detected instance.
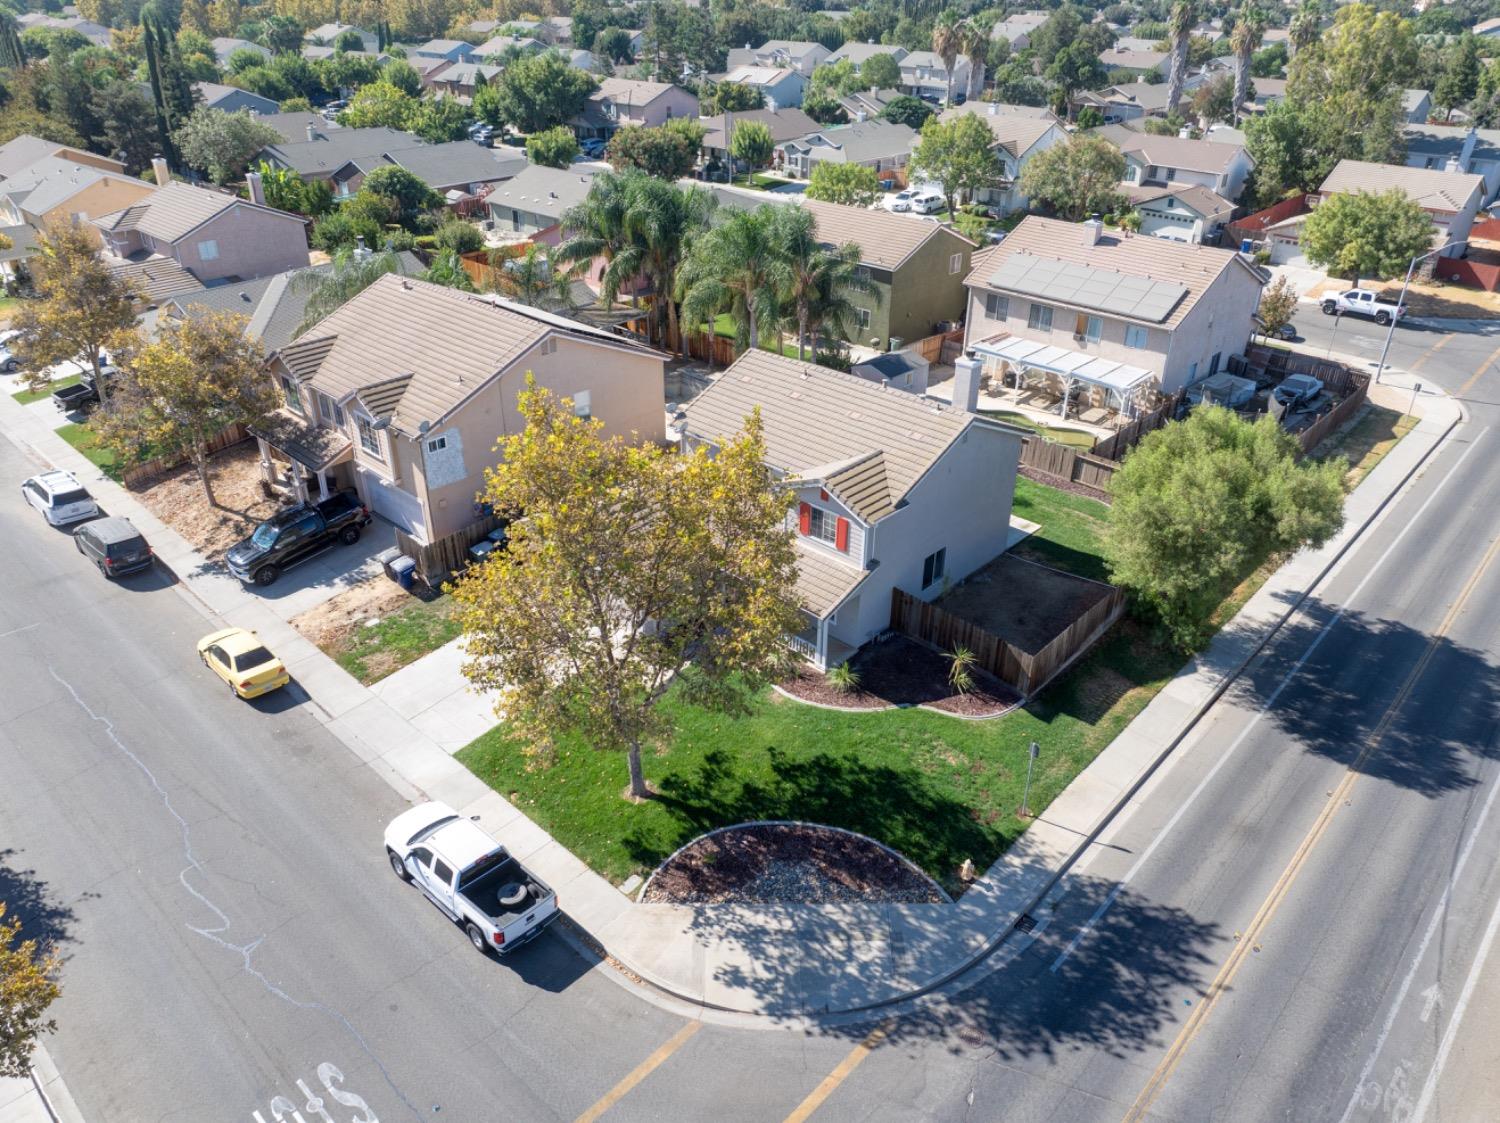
[0,1047,85,1123]
[0,366,1460,1025]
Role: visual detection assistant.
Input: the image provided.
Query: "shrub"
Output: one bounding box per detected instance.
[827,662,861,693]
[947,646,976,695]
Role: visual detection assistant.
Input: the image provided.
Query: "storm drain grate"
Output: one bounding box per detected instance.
[1014,913,1037,933]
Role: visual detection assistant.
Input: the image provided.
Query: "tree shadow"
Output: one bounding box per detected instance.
[1227,595,1500,797]
[0,848,85,953]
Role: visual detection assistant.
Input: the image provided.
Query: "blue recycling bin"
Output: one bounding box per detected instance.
[391,555,416,590]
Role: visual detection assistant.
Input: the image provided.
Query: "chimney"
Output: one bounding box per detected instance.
[306,122,319,142]
[353,235,369,261]
[988,101,997,116]
[1445,154,1462,174]
[246,169,265,205]
[1461,126,1478,167]
[855,109,867,123]
[952,353,983,413]
[1177,126,1192,138]
[1083,214,1103,245]
[151,156,170,186]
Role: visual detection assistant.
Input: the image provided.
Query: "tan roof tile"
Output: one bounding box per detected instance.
[793,541,869,617]
[1319,159,1486,213]
[799,198,972,271]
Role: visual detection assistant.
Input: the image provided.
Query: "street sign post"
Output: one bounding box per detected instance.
[1410,380,1422,419]
[1021,741,1039,818]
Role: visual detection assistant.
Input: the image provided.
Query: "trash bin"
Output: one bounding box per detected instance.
[390,555,416,590]
[376,545,402,582]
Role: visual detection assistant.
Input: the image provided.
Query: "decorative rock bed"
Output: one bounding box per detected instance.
[641,822,948,905]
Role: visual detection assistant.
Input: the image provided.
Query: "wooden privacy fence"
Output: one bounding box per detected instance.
[891,582,1127,698]
[1018,436,1118,498]
[911,327,965,364]
[1294,371,1370,454]
[121,424,251,490]
[396,513,504,586]
[1091,391,1185,461]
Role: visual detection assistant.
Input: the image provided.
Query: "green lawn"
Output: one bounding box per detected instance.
[10,374,78,406]
[1009,476,1112,582]
[0,295,19,320]
[56,422,123,481]
[981,410,1098,451]
[330,594,463,685]
[708,313,808,360]
[1314,404,1417,489]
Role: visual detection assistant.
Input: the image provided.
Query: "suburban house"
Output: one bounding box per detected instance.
[475,33,546,58]
[256,274,666,542]
[1403,124,1500,203]
[257,126,414,193]
[775,119,916,180]
[720,65,807,109]
[1475,16,1500,37]
[385,141,527,205]
[962,215,1266,406]
[1075,82,1174,123]
[0,157,155,228]
[0,224,38,285]
[679,350,1025,670]
[302,44,388,69]
[898,51,972,102]
[1403,89,1433,124]
[92,174,310,293]
[698,107,819,172]
[1098,48,1171,78]
[726,40,830,75]
[1314,160,1486,258]
[194,81,279,115]
[245,111,325,145]
[305,22,377,51]
[0,135,126,180]
[1107,127,1255,202]
[571,79,700,141]
[1240,76,1287,114]
[836,87,906,120]
[486,164,597,241]
[15,12,110,46]
[824,42,909,69]
[938,103,1067,214]
[257,127,523,200]
[801,198,976,350]
[211,37,269,66]
[413,38,478,64]
[563,48,597,72]
[427,62,504,100]
[990,11,1049,48]
[1120,182,1237,244]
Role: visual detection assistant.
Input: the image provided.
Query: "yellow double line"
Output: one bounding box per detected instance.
[1123,527,1500,1121]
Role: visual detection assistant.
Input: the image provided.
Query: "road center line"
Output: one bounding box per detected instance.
[1121,515,1500,1123]
[573,1021,701,1123]
[781,1023,889,1123]
[1050,425,1491,973]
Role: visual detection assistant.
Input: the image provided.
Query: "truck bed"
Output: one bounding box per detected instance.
[457,855,554,925]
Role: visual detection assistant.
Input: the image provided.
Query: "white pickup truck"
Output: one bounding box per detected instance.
[384,803,559,955]
[1321,288,1407,325]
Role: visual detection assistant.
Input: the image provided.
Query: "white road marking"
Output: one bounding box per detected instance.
[1419,985,1442,1025]
[0,622,39,640]
[1050,425,1492,973]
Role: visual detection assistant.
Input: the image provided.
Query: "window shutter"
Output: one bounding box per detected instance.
[835,517,849,552]
[798,502,811,535]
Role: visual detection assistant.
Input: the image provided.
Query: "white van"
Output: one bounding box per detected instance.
[22,470,99,526]
[911,191,946,214]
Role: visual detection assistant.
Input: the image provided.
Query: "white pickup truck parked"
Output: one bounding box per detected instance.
[1321,288,1407,325]
[385,803,559,955]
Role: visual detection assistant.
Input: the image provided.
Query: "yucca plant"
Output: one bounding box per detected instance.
[827,662,861,694]
[947,646,977,695]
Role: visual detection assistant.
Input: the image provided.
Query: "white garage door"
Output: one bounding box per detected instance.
[358,468,425,536]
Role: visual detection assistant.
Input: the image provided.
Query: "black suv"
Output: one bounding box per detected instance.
[74,516,153,577]
[225,491,372,587]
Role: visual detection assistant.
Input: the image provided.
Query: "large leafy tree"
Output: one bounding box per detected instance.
[804,162,882,207]
[881,93,933,130]
[1047,40,1108,102]
[409,96,472,141]
[454,381,802,801]
[97,80,160,175]
[1433,33,1481,119]
[339,80,418,129]
[729,119,773,171]
[701,80,763,114]
[909,112,1002,217]
[1301,189,1435,285]
[173,107,280,184]
[678,204,786,353]
[12,222,140,389]
[526,124,579,168]
[0,903,60,1080]
[493,52,596,133]
[605,119,706,179]
[640,0,722,79]
[95,311,277,505]
[862,52,902,91]
[768,204,875,361]
[360,165,441,224]
[1018,132,1126,220]
[1106,407,1345,648]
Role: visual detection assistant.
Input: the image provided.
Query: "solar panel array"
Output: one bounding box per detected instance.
[987,254,1189,323]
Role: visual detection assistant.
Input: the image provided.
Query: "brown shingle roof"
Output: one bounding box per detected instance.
[1319,159,1486,213]
[964,215,1256,330]
[799,198,972,271]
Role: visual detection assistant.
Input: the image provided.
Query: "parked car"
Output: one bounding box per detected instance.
[224,490,372,587]
[74,516,152,577]
[0,330,21,373]
[885,190,915,213]
[1268,321,1296,341]
[910,192,945,215]
[579,137,606,158]
[21,470,98,526]
[1273,373,1324,409]
[197,627,291,699]
[384,802,559,955]
[1321,289,1406,326]
[321,100,345,120]
[52,364,117,414]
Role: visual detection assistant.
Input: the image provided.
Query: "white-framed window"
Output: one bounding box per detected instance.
[572,390,591,419]
[858,307,871,328]
[921,547,946,589]
[1124,325,1149,349]
[280,374,302,414]
[984,293,1009,320]
[317,392,343,427]
[1187,361,1199,382]
[197,239,219,261]
[1076,314,1102,342]
[1027,303,1052,332]
[357,417,382,458]
[949,252,964,274]
[426,435,447,453]
[807,505,838,545]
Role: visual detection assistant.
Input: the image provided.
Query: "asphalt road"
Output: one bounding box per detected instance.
[5,308,1500,1123]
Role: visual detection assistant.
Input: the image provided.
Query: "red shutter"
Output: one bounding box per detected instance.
[798,502,811,535]
[820,488,829,501]
[835,517,849,552]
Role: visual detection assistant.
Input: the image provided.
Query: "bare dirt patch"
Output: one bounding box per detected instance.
[779,635,1020,717]
[939,553,1114,655]
[642,822,945,904]
[132,440,282,561]
[292,576,415,651]
[1306,276,1500,318]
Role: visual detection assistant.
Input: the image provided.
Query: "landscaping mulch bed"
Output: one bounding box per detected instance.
[642,822,945,905]
[778,634,1019,717]
[133,440,283,562]
[1019,463,1111,504]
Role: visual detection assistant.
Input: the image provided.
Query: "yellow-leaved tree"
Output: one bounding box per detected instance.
[0,903,61,1079]
[454,379,804,801]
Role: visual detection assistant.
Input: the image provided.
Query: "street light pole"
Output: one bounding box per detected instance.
[1373,239,1468,385]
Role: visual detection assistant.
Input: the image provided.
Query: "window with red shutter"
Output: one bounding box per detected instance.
[835,516,849,552]
[798,502,811,535]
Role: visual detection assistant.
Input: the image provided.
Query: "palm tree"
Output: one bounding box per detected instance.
[678,206,788,354]
[1288,1,1320,59]
[292,243,407,337]
[932,12,962,107]
[489,242,577,311]
[553,171,634,310]
[768,206,878,361]
[614,176,715,353]
[1165,0,1197,117]
[958,17,990,102]
[1230,5,1266,122]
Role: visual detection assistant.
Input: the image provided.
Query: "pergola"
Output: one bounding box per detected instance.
[973,335,1157,420]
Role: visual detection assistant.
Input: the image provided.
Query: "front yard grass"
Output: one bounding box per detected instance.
[336,594,462,684]
[10,374,78,405]
[56,422,123,480]
[1315,404,1416,489]
[1009,476,1112,582]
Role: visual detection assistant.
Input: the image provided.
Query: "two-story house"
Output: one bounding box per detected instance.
[427,61,504,100]
[938,103,1067,214]
[726,40,830,76]
[305,22,377,51]
[1119,182,1237,244]
[412,38,479,65]
[719,65,807,110]
[0,156,155,228]
[255,273,665,542]
[962,215,1265,407]
[775,119,916,179]
[194,81,279,115]
[0,135,127,180]
[990,11,1049,49]
[898,50,972,103]
[486,164,598,241]
[1403,124,1500,204]
[1106,127,1255,203]
[823,43,909,69]
[571,79,700,142]
[699,107,819,173]
[679,350,1025,670]
[1097,48,1171,78]
[1314,160,1486,259]
[92,171,310,294]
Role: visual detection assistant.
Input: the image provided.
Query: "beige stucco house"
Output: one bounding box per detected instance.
[257,274,666,543]
[963,215,1265,409]
[0,156,155,229]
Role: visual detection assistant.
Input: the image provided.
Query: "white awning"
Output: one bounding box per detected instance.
[972,335,1157,395]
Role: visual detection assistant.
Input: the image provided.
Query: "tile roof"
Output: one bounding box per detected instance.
[249,408,352,471]
[938,104,1059,156]
[104,254,200,303]
[0,222,38,264]
[825,42,908,65]
[0,135,66,178]
[247,111,324,145]
[724,64,797,85]
[1319,159,1486,212]
[781,118,917,164]
[351,373,413,420]
[799,197,970,271]
[596,77,680,106]
[965,215,1258,329]
[824,450,894,522]
[1121,181,1236,220]
[485,164,598,221]
[1111,128,1247,173]
[1098,48,1169,70]
[95,181,300,243]
[699,108,820,148]
[475,34,545,56]
[278,334,337,379]
[0,157,142,217]
[792,542,869,617]
[195,81,277,109]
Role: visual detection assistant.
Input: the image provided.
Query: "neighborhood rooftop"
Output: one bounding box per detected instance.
[1319,159,1487,211]
[96,181,261,242]
[799,197,968,271]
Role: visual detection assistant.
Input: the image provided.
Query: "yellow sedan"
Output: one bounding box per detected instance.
[197,627,291,699]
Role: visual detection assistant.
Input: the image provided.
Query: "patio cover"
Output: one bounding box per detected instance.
[972,335,1156,397]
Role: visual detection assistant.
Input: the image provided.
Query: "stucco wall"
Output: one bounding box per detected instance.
[1160,260,1263,392]
[876,228,972,349]
[38,178,155,226]
[963,286,1171,383]
[174,203,310,282]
